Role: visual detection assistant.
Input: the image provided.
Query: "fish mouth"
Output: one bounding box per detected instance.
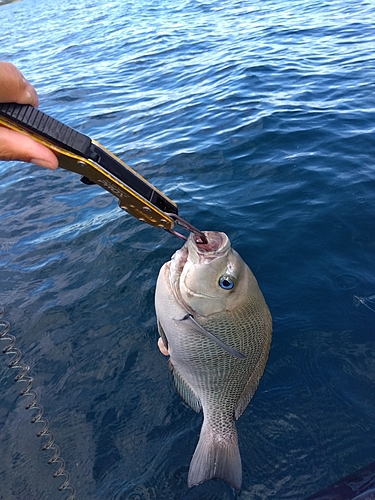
[187,231,230,263]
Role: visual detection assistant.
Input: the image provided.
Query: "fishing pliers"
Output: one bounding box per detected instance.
[0,103,206,243]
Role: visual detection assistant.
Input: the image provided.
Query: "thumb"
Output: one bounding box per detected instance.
[0,62,39,107]
[0,127,59,169]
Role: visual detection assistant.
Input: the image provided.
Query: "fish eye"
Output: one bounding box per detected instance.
[219,275,235,290]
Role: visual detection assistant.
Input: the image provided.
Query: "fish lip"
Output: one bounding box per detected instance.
[170,246,188,274]
[168,246,190,308]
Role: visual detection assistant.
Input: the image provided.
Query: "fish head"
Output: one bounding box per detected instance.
[169,231,252,317]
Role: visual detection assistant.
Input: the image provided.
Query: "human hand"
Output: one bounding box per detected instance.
[0,62,58,169]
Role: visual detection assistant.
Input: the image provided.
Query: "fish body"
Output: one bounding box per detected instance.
[155,231,272,490]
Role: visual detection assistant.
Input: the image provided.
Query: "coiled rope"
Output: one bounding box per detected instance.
[0,307,77,500]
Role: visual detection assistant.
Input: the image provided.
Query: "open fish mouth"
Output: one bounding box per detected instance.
[188,231,231,263]
[170,232,230,280]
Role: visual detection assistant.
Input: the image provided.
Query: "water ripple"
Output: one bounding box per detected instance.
[1,0,375,498]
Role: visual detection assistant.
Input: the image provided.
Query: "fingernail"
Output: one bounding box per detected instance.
[30,158,57,170]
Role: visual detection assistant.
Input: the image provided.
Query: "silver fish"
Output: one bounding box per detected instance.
[154,231,272,490]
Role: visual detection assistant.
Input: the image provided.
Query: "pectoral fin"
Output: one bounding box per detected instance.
[179,314,245,360]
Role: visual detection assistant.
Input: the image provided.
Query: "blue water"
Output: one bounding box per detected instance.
[1,0,375,498]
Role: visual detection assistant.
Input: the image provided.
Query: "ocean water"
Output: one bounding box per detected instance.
[1,0,375,498]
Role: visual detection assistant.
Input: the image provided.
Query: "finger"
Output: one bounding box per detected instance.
[0,127,58,169]
[0,62,39,107]
[158,337,169,356]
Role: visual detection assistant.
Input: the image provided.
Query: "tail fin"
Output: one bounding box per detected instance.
[188,419,242,490]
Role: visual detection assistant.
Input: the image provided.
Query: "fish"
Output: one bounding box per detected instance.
[154,231,272,490]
